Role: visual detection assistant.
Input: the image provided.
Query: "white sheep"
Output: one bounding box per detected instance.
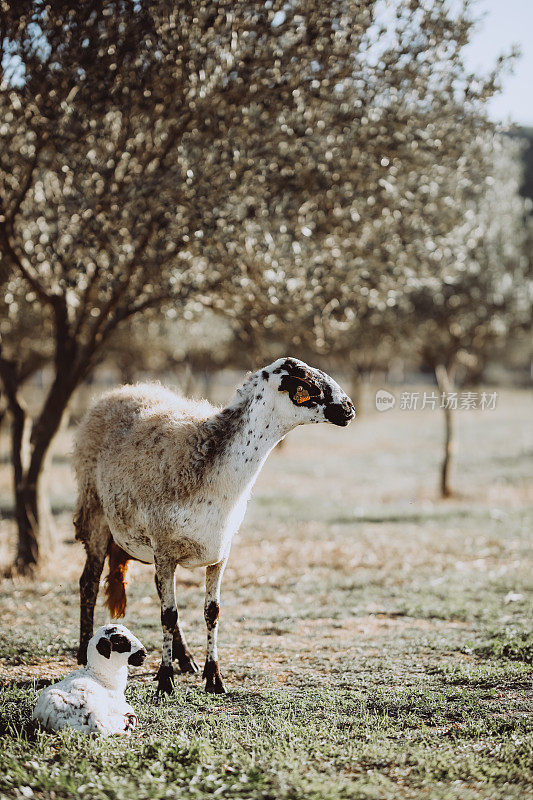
[73,357,354,696]
[33,624,146,735]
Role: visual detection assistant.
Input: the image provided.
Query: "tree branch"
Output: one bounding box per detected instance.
[8,144,43,222]
[0,220,52,305]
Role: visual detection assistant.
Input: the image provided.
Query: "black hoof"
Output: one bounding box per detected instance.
[176,650,200,674]
[154,664,175,700]
[203,658,226,694]
[206,681,227,694]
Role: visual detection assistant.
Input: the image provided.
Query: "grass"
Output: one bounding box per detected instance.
[0,385,532,799]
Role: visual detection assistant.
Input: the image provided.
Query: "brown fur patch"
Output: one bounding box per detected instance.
[104,541,131,618]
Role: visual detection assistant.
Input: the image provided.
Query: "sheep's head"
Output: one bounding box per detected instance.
[261,357,355,427]
[88,624,147,668]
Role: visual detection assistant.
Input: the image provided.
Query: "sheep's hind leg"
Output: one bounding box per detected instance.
[76,519,111,665]
[154,555,179,698]
[203,558,228,694]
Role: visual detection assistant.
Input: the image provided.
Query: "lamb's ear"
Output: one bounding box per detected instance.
[96,637,112,659]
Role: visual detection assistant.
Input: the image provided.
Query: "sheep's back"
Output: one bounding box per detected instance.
[73,383,217,509]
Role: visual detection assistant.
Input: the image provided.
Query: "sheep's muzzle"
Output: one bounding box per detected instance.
[128,648,147,666]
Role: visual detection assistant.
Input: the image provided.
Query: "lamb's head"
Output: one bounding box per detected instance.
[88,624,147,669]
[259,357,355,427]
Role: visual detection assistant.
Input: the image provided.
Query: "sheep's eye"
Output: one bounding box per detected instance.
[295,385,311,403]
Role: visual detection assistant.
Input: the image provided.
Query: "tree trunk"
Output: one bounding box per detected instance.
[1,351,78,574]
[202,370,214,402]
[119,360,136,384]
[0,356,37,574]
[182,363,195,396]
[0,398,7,434]
[13,477,41,573]
[8,404,57,575]
[435,363,455,499]
[10,395,40,573]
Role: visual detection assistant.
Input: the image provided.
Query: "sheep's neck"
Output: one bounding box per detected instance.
[87,662,128,694]
[206,392,290,501]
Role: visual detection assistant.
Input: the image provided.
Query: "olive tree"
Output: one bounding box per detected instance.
[408,135,531,496]
[0,0,385,572]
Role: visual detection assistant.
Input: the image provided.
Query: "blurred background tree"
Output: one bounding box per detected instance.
[0,0,530,572]
[409,135,532,495]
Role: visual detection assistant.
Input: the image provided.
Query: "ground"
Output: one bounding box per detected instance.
[0,385,531,800]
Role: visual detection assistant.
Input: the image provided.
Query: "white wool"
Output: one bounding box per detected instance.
[73,358,354,694]
[33,625,146,735]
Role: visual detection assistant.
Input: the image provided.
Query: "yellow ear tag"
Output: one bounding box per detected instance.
[295,386,311,403]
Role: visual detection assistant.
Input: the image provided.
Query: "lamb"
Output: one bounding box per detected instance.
[33,624,147,734]
[73,357,354,696]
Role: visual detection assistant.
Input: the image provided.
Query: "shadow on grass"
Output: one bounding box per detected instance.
[332,507,485,525]
[0,677,57,690]
[475,629,533,664]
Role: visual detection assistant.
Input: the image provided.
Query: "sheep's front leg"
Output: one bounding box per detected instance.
[203,558,228,694]
[152,574,198,674]
[154,556,179,698]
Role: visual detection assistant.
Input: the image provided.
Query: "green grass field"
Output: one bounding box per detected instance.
[0,386,532,799]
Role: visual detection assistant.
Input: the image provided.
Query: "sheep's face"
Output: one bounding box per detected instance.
[263,357,355,427]
[88,624,147,668]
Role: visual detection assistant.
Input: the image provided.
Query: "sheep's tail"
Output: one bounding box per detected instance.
[105,541,131,619]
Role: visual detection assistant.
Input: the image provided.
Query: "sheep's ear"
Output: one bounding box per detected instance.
[96,637,112,659]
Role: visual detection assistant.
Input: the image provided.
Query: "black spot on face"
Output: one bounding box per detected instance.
[324,401,355,426]
[262,370,269,380]
[278,374,322,407]
[96,637,112,659]
[110,633,132,653]
[128,647,147,666]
